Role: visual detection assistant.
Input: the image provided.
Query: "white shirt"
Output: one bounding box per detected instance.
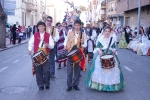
[28,33,54,52]
[84,28,97,40]
[64,31,87,48]
[84,28,97,52]
[48,27,60,42]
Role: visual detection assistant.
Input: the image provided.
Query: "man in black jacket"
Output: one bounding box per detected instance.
[27,26,32,38]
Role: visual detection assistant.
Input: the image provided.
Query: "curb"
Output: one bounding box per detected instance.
[0,41,28,52]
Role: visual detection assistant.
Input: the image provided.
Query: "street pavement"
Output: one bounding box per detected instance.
[0,38,29,51]
[0,44,150,100]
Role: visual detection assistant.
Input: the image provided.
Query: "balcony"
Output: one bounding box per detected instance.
[107,0,115,3]
[100,14,106,21]
[92,0,97,5]
[101,1,106,9]
[34,6,38,12]
[26,3,34,11]
[89,5,92,10]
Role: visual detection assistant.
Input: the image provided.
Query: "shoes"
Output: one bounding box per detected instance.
[45,86,50,89]
[73,86,80,91]
[39,86,44,90]
[58,64,61,69]
[50,75,56,78]
[64,64,66,67]
[66,87,72,92]
[55,59,58,62]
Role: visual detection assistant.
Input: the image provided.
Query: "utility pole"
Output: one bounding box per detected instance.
[137,0,141,37]
[0,0,4,8]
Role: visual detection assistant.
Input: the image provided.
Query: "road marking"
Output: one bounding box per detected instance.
[13,60,20,63]
[123,66,133,72]
[0,67,8,73]
[23,54,27,57]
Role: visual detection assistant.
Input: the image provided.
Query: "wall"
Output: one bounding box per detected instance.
[117,0,150,13]
[7,15,16,25]
[107,0,117,16]
[124,8,150,30]
[116,0,128,13]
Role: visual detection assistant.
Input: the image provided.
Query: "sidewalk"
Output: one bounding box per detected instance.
[0,38,29,52]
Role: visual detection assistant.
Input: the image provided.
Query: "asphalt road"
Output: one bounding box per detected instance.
[0,44,150,100]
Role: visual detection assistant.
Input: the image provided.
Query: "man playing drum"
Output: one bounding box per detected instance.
[28,21,54,90]
[64,19,87,92]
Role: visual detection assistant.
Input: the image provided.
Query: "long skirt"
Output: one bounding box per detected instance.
[147,48,150,56]
[85,53,124,91]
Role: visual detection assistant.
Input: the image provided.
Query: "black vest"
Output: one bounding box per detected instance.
[85,28,92,36]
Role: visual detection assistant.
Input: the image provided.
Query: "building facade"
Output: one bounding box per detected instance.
[106,0,124,27]
[97,0,107,22]
[2,0,56,26]
[45,0,67,26]
[117,0,150,30]
[86,0,107,27]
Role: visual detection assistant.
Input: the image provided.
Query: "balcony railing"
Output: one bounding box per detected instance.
[101,1,106,8]
[108,7,116,12]
[107,0,115,3]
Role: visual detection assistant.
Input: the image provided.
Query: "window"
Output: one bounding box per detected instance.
[100,10,105,14]
[112,3,114,8]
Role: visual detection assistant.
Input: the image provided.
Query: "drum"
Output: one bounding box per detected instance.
[147,48,150,56]
[32,50,48,66]
[67,49,83,64]
[100,55,115,69]
[38,48,49,55]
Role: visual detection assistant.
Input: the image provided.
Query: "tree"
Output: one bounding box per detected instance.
[0,2,6,48]
[78,5,87,12]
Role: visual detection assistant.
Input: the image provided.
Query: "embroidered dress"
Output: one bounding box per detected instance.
[137,35,150,55]
[85,35,124,91]
[118,32,128,48]
[147,48,150,56]
[57,30,67,64]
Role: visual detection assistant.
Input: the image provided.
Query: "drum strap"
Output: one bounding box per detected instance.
[80,31,82,48]
[41,41,44,47]
[51,26,54,36]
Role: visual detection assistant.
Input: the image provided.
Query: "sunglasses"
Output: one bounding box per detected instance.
[47,20,52,22]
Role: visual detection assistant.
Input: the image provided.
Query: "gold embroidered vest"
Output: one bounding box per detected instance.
[46,26,56,44]
[66,31,85,52]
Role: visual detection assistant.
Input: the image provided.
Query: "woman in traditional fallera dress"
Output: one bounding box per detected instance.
[136,34,150,55]
[127,35,142,50]
[118,28,128,48]
[85,26,124,91]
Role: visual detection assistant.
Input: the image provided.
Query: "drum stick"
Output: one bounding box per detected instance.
[106,37,113,54]
[37,37,48,44]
